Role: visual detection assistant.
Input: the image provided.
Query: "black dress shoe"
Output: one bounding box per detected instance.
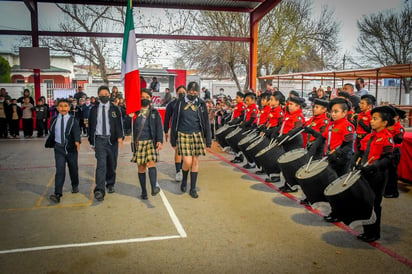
[384,193,399,198]
[243,163,256,169]
[94,191,104,201]
[230,157,243,163]
[107,185,115,193]
[49,194,61,203]
[151,186,160,196]
[324,214,340,223]
[279,185,298,193]
[357,233,380,242]
[180,184,187,192]
[189,189,199,199]
[265,176,280,183]
[255,170,265,175]
[72,186,79,193]
[300,198,311,206]
[140,193,148,200]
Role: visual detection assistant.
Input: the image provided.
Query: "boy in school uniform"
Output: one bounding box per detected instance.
[35,98,48,137]
[356,94,375,151]
[170,82,212,199]
[133,89,163,200]
[276,96,306,191]
[354,106,395,242]
[384,106,406,198]
[229,91,247,125]
[88,86,124,202]
[305,98,330,160]
[305,98,355,222]
[6,99,22,138]
[45,99,81,203]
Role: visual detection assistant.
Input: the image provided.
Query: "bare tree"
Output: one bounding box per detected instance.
[174,0,339,91]
[356,3,412,94]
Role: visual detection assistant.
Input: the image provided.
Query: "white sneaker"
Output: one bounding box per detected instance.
[175,171,183,182]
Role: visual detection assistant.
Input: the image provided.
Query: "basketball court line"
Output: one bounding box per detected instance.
[207,148,412,268]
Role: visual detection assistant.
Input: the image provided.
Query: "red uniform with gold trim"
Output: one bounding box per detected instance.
[257,105,271,127]
[322,117,354,154]
[267,105,283,128]
[360,129,394,164]
[245,103,258,124]
[387,121,405,148]
[357,110,372,135]
[305,112,329,142]
[280,109,305,135]
[232,101,246,119]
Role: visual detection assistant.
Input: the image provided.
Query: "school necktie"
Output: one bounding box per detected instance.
[61,115,65,144]
[102,105,107,135]
[184,101,197,111]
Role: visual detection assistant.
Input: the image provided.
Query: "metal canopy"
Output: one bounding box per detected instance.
[259,64,412,80]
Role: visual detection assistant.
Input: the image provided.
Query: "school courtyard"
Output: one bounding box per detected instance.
[0,135,411,273]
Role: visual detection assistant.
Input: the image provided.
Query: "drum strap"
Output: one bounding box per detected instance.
[326,125,333,153]
[361,136,375,165]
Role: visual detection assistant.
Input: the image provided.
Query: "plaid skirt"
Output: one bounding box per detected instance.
[177,131,206,156]
[135,140,158,165]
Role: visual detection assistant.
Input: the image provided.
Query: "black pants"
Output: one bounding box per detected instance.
[385,147,401,195]
[94,137,119,195]
[44,118,49,135]
[22,118,33,137]
[363,171,387,237]
[9,119,19,136]
[54,144,79,195]
[36,119,46,137]
[0,118,7,137]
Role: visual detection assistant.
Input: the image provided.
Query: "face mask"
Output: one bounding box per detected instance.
[99,96,110,104]
[141,99,151,107]
[187,94,197,101]
[178,93,186,100]
[355,84,361,91]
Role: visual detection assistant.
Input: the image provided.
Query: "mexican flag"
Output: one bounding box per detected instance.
[121,0,140,114]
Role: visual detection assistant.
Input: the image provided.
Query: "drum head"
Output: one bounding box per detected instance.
[278,148,306,164]
[215,124,229,135]
[239,133,258,145]
[256,143,277,158]
[225,127,242,139]
[324,173,361,196]
[246,137,265,151]
[296,160,328,179]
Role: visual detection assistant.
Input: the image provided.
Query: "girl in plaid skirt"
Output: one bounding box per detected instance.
[170,82,212,198]
[133,89,163,200]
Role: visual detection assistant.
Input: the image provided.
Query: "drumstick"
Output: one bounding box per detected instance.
[277,135,290,146]
[307,156,328,172]
[345,157,375,186]
[305,155,314,172]
[288,128,305,142]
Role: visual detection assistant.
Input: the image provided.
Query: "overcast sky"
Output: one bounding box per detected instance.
[0,0,405,67]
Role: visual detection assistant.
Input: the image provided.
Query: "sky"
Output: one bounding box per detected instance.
[0,0,405,68]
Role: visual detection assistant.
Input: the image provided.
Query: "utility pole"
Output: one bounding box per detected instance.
[342,54,346,70]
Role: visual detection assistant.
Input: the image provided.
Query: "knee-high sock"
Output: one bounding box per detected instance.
[182,170,189,186]
[190,172,198,191]
[175,162,182,173]
[148,167,157,190]
[138,172,147,195]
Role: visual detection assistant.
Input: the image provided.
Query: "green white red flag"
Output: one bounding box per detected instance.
[121,0,140,114]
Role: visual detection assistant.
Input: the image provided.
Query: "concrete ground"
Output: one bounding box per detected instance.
[0,134,411,273]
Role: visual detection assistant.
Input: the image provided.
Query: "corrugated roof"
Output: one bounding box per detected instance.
[35,0,265,12]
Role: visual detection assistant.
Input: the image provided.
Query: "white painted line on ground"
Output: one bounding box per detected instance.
[0,235,181,255]
[159,190,187,238]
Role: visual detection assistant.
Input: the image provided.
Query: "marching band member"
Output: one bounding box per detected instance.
[228,92,247,163]
[356,94,376,151]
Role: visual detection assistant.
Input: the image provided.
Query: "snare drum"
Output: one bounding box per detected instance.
[215,124,236,148]
[295,159,336,204]
[255,144,284,174]
[238,131,259,152]
[225,127,251,152]
[245,136,270,164]
[324,172,376,226]
[277,148,309,186]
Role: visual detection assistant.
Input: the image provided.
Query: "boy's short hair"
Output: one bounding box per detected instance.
[261,93,271,101]
[371,106,396,127]
[236,91,245,98]
[244,92,256,100]
[272,91,286,105]
[97,85,110,95]
[187,81,200,92]
[57,98,70,106]
[289,90,299,97]
[141,88,152,97]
